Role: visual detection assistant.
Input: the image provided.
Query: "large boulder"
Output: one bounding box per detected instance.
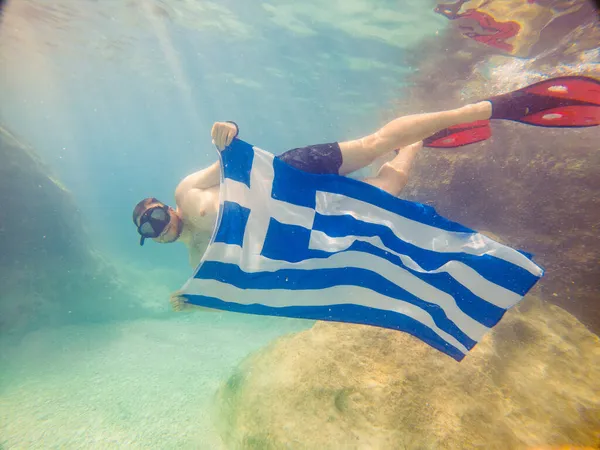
[0,125,154,333]
[215,296,600,449]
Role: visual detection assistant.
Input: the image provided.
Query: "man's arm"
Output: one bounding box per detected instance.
[175,160,220,200]
[174,121,238,199]
[167,121,240,314]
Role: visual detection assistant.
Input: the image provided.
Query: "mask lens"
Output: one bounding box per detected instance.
[150,208,168,221]
[139,221,158,237]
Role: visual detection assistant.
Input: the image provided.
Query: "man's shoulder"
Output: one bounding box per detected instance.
[174,178,202,206]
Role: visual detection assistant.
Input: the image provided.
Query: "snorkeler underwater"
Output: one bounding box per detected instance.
[132,75,599,361]
[1,0,600,448]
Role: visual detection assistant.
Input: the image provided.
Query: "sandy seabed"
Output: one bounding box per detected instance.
[0,311,309,449]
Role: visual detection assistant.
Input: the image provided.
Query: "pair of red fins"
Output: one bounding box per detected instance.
[423,75,600,149]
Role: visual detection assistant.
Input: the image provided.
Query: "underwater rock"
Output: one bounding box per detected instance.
[398,116,600,334]
[216,297,600,449]
[397,21,600,335]
[0,125,145,333]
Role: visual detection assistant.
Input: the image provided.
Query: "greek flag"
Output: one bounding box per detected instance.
[180,139,544,361]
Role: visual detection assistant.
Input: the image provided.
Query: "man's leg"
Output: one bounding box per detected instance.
[338,102,491,175]
[362,141,422,197]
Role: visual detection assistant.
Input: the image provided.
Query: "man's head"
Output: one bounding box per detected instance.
[132,197,183,246]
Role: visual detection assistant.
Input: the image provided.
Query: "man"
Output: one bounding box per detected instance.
[133,101,491,268]
[132,75,599,268]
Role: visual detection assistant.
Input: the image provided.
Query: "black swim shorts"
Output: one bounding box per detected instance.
[277,142,343,175]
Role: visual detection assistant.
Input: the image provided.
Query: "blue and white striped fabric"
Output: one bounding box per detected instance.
[180,138,544,361]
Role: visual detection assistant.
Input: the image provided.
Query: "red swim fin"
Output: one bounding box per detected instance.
[424,120,491,148]
[487,76,600,128]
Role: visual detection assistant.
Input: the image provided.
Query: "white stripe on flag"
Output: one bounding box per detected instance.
[240,149,275,259]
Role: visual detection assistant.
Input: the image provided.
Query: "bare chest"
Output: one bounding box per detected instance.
[181,185,220,235]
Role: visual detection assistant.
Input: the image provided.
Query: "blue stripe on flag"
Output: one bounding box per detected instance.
[221,139,254,188]
[261,219,333,261]
[271,157,322,209]
[213,201,250,247]
[271,156,473,233]
[183,293,467,361]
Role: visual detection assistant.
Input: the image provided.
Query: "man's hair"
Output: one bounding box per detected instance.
[132,197,162,224]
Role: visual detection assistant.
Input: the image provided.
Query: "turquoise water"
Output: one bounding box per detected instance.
[1,0,599,449]
[1,1,443,446]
